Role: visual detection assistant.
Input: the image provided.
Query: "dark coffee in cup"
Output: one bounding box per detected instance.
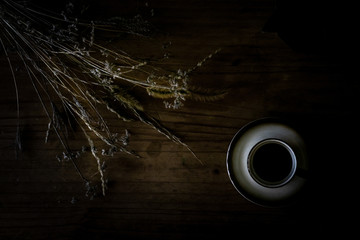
[248,139,296,187]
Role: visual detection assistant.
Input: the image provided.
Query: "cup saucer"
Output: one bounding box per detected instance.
[226,118,309,207]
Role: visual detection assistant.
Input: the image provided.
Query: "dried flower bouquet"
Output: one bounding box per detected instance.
[0,0,225,197]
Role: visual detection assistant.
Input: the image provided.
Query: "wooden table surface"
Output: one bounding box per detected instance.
[1,0,358,239]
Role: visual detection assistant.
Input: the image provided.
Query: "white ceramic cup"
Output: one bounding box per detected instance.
[226,119,309,206]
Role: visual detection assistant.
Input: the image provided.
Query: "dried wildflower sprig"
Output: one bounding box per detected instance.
[0,0,225,196]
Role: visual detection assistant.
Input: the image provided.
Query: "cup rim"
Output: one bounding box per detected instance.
[247,139,297,188]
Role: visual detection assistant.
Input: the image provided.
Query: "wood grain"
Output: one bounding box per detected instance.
[1,0,358,239]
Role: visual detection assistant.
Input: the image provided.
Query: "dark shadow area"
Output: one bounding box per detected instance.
[268,112,357,231]
[263,0,357,58]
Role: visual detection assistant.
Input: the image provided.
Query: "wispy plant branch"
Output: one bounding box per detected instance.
[0,0,225,197]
